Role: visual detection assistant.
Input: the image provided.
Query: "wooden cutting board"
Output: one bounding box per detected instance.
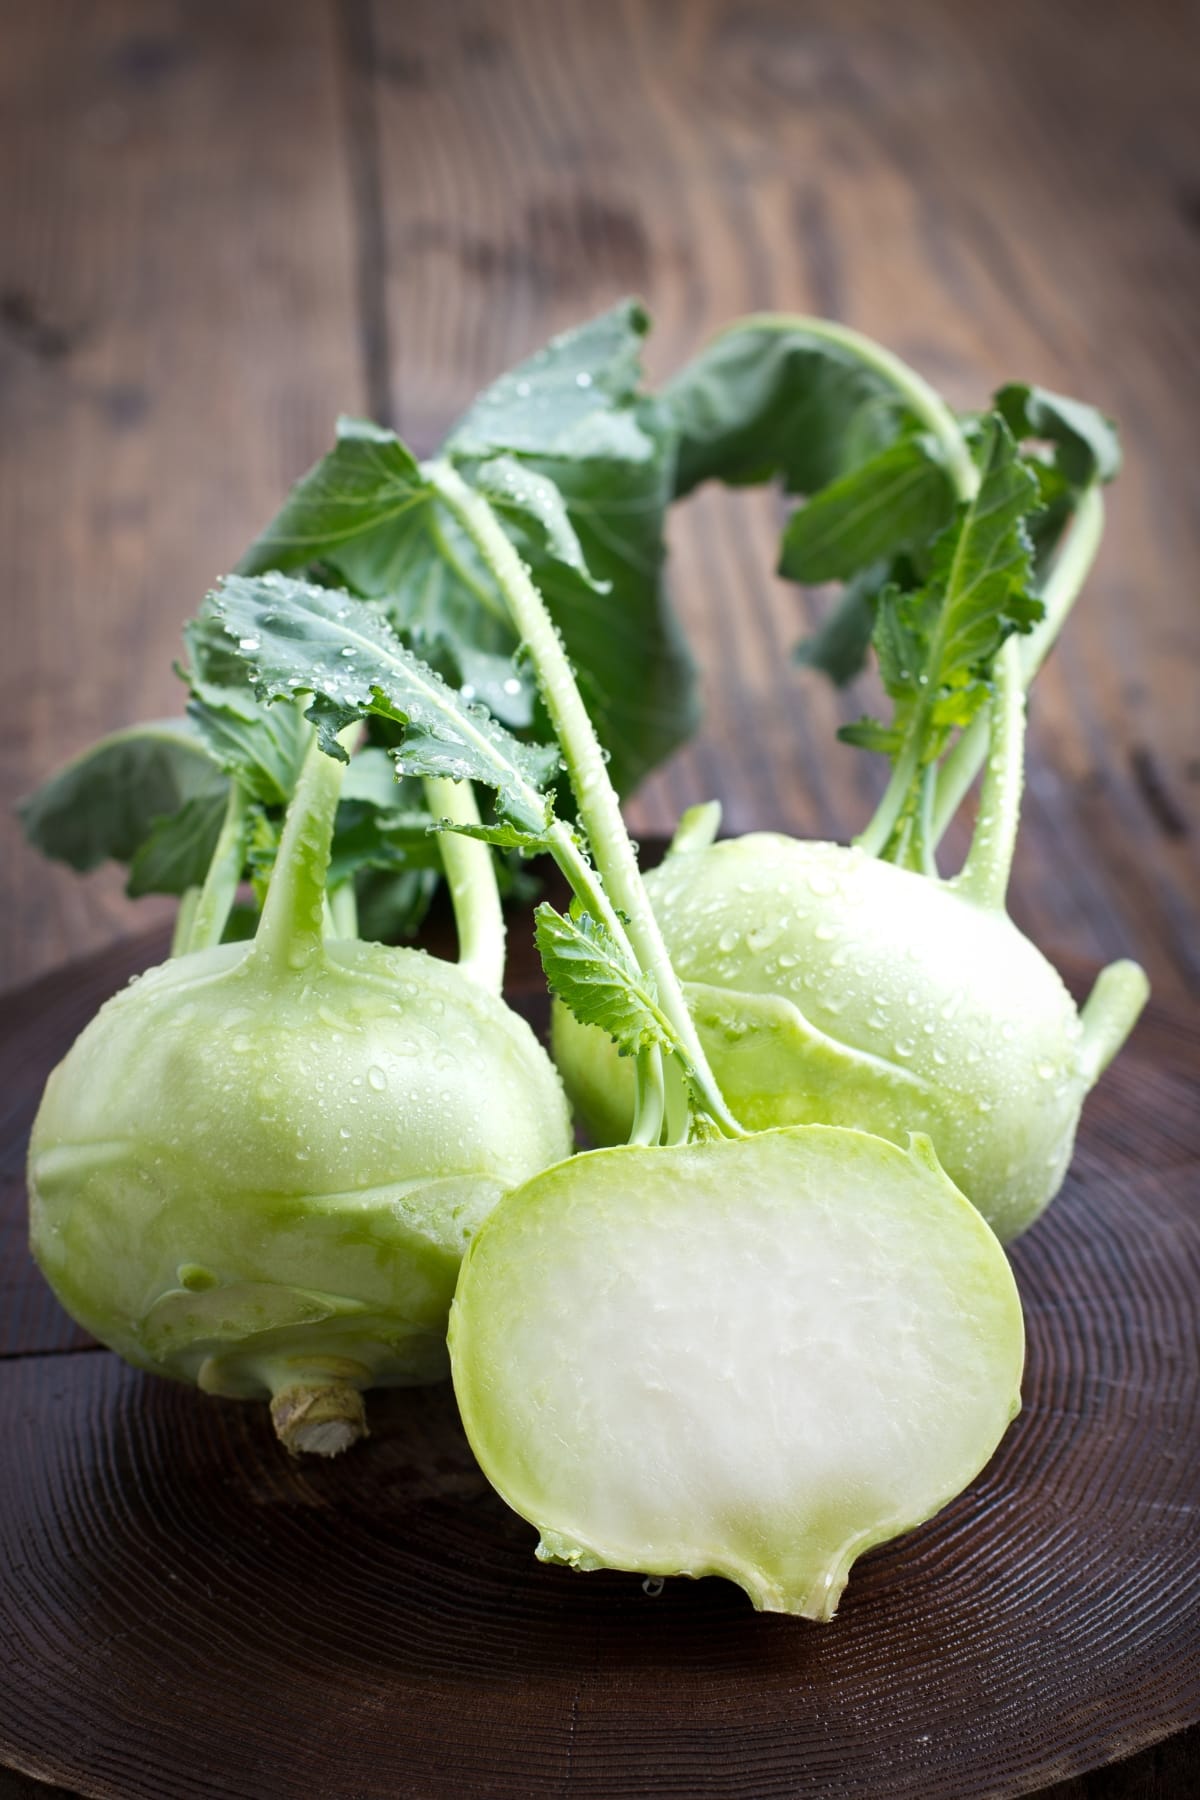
[1,923,1196,1800]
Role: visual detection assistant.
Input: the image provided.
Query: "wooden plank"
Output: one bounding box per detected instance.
[0,1114,1196,1798]
[0,0,364,994]
[366,0,1200,1004]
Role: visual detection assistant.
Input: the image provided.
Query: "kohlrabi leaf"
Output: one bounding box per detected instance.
[534,902,666,1057]
[328,803,444,889]
[448,303,699,796]
[844,415,1041,770]
[793,570,881,686]
[435,818,549,853]
[447,299,651,453]
[235,304,698,800]
[125,790,232,898]
[664,319,912,498]
[779,436,957,584]
[994,383,1121,488]
[208,573,557,839]
[237,417,429,588]
[18,721,228,873]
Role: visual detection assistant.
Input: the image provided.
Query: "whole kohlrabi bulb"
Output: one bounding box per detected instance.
[553,835,1147,1242]
[29,932,571,1451]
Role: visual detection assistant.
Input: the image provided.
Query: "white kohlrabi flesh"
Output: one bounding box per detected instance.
[450,1126,1025,1620]
[553,835,1147,1243]
[28,737,572,1454]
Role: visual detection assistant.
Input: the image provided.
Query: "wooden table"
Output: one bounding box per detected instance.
[2,3,1197,1795]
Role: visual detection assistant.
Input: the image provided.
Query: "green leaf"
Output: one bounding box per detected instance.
[355,867,440,943]
[793,571,880,686]
[447,300,651,454]
[847,415,1041,771]
[534,902,666,1058]
[237,417,429,588]
[449,305,699,797]
[126,790,231,898]
[470,455,608,597]
[183,683,308,811]
[328,804,443,889]
[994,383,1121,487]
[208,573,558,839]
[432,817,548,854]
[664,321,910,498]
[235,305,698,800]
[779,436,957,584]
[18,721,227,873]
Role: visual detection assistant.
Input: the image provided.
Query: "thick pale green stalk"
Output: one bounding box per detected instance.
[630,1046,666,1147]
[950,637,1024,912]
[733,313,981,504]
[427,461,742,1137]
[1079,961,1151,1083]
[253,728,352,973]
[186,782,249,952]
[668,799,722,857]
[423,776,506,995]
[327,881,359,940]
[931,486,1105,848]
[171,887,201,958]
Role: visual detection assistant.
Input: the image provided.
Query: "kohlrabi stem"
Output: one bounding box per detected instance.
[268,1376,368,1457]
[171,887,201,957]
[253,726,353,973]
[426,460,744,1137]
[327,880,359,940]
[669,800,722,857]
[423,776,506,995]
[950,636,1024,912]
[630,1046,667,1147]
[931,486,1106,848]
[1078,959,1151,1084]
[186,782,250,952]
[856,734,923,860]
[731,314,981,505]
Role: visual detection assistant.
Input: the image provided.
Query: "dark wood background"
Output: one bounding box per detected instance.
[3,0,1199,1005]
[2,2,1198,1796]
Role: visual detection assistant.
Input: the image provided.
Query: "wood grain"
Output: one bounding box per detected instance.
[3,0,1198,1002]
[365,0,1200,1002]
[0,0,364,991]
[0,929,1197,1800]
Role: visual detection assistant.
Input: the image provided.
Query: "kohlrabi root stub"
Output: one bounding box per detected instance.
[450,1127,1025,1620]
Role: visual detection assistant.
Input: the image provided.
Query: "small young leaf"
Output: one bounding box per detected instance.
[432,818,548,854]
[208,573,557,839]
[846,416,1042,805]
[534,903,666,1058]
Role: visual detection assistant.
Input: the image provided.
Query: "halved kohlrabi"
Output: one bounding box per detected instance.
[450,1126,1024,1620]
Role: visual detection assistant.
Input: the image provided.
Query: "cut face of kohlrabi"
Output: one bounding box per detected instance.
[450,1125,1024,1620]
[552,836,1145,1243]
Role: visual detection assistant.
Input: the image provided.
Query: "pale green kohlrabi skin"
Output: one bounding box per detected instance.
[450,1126,1025,1621]
[553,835,1144,1243]
[29,933,572,1415]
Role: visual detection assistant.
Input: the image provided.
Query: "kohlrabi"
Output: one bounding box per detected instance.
[27,690,572,1455]
[229,453,1025,1616]
[553,321,1148,1242]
